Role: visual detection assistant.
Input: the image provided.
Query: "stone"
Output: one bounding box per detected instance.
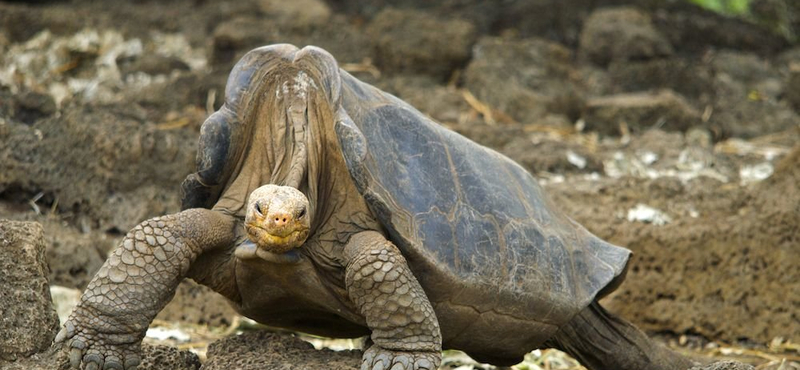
[367,8,477,80]
[44,219,111,290]
[202,331,361,370]
[258,0,332,31]
[608,58,715,102]
[211,16,283,66]
[689,360,755,370]
[464,36,584,124]
[0,220,60,361]
[14,90,56,125]
[708,65,799,138]
[787,63,800,111]
[0,344,200,370]
[138,344,201,370]
[117,54,190,77]
[579,7,673,67]
[583,90,701,135]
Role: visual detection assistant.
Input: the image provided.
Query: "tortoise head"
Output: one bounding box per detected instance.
[243,184,311,254]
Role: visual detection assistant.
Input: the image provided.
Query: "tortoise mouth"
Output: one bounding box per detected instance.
[245,223,309,254]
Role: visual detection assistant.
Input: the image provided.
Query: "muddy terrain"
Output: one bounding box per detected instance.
[0,0,798,368]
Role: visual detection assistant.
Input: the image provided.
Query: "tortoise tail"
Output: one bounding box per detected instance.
[544,301,697,370]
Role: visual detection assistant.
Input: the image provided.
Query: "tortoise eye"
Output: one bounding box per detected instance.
[297,207,307,219]
[254,203,263,215]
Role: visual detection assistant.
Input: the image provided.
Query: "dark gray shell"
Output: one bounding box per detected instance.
[335,71,631,329]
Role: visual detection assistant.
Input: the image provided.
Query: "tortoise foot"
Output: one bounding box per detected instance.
[56,315,143,370]
[360,345,440,370]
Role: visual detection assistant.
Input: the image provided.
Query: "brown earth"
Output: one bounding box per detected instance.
[548,144,800,344]
[0,0,798,368]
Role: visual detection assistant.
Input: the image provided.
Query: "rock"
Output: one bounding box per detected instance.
[708,67,799,138]
[689,360,755,370]
[0,220,60,361]
[211,16,283,66]
[711,50,785,102]
[44,219,113,290]
[258,0,331,31]
[374,75,469,124]
[138,345,201,370]
[0,105,196,232]
[202,331,361,370]
[14,90,56,125]
[608,59,715,102]
[464,37,583,124]
[787,63,800,111]
[209,15,370,69]
[579,7,672,67]
[367,8,477,80]
[0,344,200,370]
[156,280,238,328]
[651,2,789,54]
[117,54,190,77]
[711,51,774,86]
[776,46,800,69]
[0,347,66,370]
[583,90,701,135]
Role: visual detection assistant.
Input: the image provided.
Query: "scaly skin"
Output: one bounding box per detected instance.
[56,209,237,370]
[344,231,442,370]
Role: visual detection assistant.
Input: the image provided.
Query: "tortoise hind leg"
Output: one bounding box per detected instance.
[544,301,696,370]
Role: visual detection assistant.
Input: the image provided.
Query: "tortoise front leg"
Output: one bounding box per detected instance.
[344,231,442,370]
[56,209,237,370]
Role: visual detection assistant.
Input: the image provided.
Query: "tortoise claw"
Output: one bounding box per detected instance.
[84,352,104,370]
[69,347,83,369]
[55,326,68,344]
[361,346,440,370]
[124,356,141,370]
[102,355,123,370]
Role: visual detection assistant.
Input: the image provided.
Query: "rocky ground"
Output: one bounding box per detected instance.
[0,0,798,369]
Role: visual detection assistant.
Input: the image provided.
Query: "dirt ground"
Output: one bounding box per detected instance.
[0,0,798,368]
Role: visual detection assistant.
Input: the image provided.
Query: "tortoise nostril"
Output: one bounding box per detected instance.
[272,215,290,227]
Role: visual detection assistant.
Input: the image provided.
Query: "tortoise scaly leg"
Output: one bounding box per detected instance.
[56,209,237,370]
[344,231,442,370]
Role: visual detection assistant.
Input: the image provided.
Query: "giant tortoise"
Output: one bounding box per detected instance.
[58,44,698,370]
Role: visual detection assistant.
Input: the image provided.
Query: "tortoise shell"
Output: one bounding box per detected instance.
[335,71,630,330]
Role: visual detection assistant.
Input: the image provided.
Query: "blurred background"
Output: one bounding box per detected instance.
[0,0,798,369]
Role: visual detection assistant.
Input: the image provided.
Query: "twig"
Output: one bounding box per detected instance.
[206,88,217,116]
[341,58,381,78]
[462,90,495,125]
[28,192,44,215]
[156,117,191,130]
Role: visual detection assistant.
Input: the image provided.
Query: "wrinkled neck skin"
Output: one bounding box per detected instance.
[213,50,360,261]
